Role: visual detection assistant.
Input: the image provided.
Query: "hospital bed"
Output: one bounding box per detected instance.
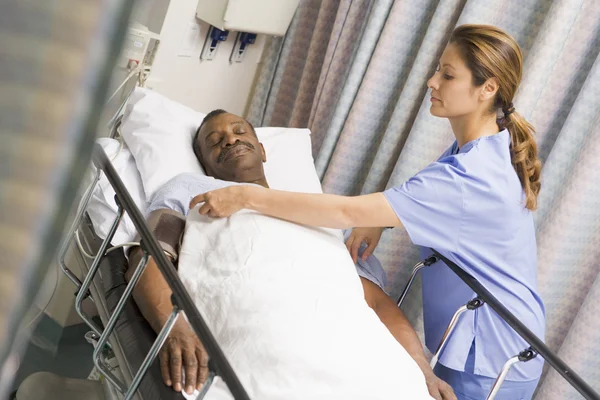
[57,142,248,400]
[50,86,599,400]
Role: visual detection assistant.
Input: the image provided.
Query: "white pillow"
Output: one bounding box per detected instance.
[86,138,147,244]
[121,87,323,196]
[259,127,322,194]
[121,87,206,199]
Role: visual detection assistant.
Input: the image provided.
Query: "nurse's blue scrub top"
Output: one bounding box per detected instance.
[383,130,545,381]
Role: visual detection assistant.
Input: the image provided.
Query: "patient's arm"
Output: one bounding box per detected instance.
[360,278,456,400]
[127,209,208,395]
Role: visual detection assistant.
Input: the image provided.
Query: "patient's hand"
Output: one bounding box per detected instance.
[346,227,385,263]
[159,320,209,395]
[422,368,457,400]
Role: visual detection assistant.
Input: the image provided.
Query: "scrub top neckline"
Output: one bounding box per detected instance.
[452,129,508,155]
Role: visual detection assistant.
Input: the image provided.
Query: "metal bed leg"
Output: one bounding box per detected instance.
[92,252,150,393]
[397,255,438,307]
[430,297,485,369]
[123,306,181,400]
[75,207,124,336]
[58,168,102,289]
[486,348,537,400]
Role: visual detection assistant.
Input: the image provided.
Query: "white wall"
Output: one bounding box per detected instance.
[148,0,267,116]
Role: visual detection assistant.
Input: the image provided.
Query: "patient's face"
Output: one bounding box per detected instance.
[196,113,267,183]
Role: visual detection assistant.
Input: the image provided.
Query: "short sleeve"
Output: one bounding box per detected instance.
[146,173,242,216]
[147,179,189,216]
[343,230,387,291]
[356,255,387,292]
[383,162,463,252]
[146,173,209,216]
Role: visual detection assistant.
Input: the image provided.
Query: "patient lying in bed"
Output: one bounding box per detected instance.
[128,110,454,400]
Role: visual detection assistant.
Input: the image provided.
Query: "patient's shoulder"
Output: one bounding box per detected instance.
[148,173,234,216]
[168,172,212,186]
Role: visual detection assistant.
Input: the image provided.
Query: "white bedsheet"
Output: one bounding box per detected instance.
[178,208,432,400]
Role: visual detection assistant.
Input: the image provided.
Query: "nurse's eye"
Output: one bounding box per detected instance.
[443,74,454,80]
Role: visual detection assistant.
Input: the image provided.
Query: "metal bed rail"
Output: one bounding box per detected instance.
[58,144,250,400]
[397,251,600,400]
[72,221,138,400]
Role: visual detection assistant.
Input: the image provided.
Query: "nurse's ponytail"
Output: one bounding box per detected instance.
[502,109,541,210]
[451,25,542,210]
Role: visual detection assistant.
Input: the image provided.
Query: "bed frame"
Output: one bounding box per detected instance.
[58,143,250,400]
[55,97,599,400]
[398,254,600,399]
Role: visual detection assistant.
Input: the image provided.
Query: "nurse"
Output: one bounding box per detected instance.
[190,24,545,400]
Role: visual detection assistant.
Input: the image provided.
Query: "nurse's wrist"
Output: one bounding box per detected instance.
[242,186,257,210]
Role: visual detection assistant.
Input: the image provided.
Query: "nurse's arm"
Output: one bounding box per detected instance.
[191,186,401,229]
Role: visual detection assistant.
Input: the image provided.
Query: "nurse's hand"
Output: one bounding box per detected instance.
[346,227,385,263]
[190,186,246,218]
[422,369,456,400]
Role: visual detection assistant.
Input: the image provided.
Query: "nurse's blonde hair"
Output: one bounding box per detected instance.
[450,24,541,210]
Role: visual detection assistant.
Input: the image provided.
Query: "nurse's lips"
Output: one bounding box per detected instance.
[430,96,441,103]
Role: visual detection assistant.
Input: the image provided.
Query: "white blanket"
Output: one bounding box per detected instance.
[178,208,432,400]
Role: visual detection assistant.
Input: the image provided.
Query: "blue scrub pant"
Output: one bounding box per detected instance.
[433,344,540,400]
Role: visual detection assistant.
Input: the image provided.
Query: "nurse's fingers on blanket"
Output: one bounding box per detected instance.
[199,202,212,216]
[190,187,246,218]
[189,193,207,210]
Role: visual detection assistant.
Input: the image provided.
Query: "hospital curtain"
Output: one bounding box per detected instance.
[246,0,600,398]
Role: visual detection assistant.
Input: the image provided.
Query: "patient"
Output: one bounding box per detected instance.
[127,110,455,400]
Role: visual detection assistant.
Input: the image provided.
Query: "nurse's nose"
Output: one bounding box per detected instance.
[427,73,439,91]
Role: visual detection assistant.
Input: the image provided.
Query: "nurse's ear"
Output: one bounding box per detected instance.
[479,77,499,103]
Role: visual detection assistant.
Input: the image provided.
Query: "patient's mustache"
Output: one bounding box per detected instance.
[218,141,255,163]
